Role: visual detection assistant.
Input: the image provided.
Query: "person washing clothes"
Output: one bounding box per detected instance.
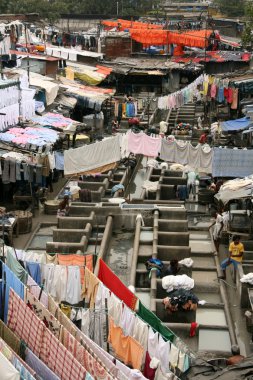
[163,289,199,313]
[211,210,224,253]
[162,259,180,277]
[220,235,244,279]
[199,130,208,144]
[185,169,198,200]
[57,195,70,217]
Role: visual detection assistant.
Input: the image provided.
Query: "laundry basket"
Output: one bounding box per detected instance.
[44,200,61,215]
[14,210,33,234]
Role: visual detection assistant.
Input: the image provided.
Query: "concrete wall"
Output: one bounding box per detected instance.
[56,17,100,32]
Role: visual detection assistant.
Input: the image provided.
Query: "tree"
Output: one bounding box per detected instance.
[1,0,69,22]
[0,0,156,18]
[214,0,245,17]
[242,3,253,49]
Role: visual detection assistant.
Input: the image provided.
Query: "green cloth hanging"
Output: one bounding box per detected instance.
[137,301,174,342]
[6,248,28,285]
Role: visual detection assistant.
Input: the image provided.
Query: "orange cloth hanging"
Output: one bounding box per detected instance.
[108,318,144,370]
[169,29,213,48]
[58,254,93,284]
[129,29,213,48]
[173,44,184,56]
[102,19,163,31]
[81,267,100,308]
[129,29,169,45]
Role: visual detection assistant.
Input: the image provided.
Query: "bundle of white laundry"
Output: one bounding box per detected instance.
[240,273,253,285]
[178,258,194,268]
[162,274,194,293]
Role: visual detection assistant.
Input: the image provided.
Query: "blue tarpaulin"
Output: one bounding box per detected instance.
[221,117,252,132]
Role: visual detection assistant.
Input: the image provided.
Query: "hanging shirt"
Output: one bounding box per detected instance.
[231,88,239,110]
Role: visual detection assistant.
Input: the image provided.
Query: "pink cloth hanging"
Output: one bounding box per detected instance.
[127,132,161,157]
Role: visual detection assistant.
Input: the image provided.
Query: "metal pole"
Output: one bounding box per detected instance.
[25,24,30,85]
[105,298,110,353]
[147,90,150,127]
[0,47,3,80]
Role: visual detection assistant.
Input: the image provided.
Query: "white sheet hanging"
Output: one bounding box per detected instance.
[0,352,20,380]
[64,135,121,176]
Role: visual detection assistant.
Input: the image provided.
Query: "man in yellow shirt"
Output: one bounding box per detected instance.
[220,235,244,279]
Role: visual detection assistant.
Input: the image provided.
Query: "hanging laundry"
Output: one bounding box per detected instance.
[76,330,121,379]
[82,267,100,309]
[132,315,149,352]
[169,344,179,369]
[0,337,36,380]
[64,135,121,176]
[39,328,87,380]
[98,259,137,310]
[154,364,176,380]
[157,75,204,110]
[25,262,41,286]
[108,293,123,326]
[61,327,113,380]
[0,320,20,355]
[27,275,48,309]
[127,132,161,157]
[231,88,239,110]
[137,302,174,342]
[58,253,93,284]
[120,305,136,336]
[157,335,171,374]
[25,289,61,339]
[108,318,144,370]
[7,289,45,357]
[0,351,20,380]
[148,329,159,358]
[143,352,156,380]
[65,266,82,304]
[25,348,61,380]
[6,250,28,284]
[1,263,25,322]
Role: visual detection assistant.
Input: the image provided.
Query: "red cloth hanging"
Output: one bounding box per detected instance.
[98,258,138,310]
[143,351,156,380]
[189,322,198,337]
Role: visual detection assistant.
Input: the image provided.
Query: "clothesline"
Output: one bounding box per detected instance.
[96,260,194,364]
[0,256,118,379]
[157,73,241,111]
[3,245,192,378]
[0,259,145,379]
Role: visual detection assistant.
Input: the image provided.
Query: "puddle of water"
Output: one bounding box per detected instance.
[199,329,231,352]
[107,230,134,285]
[196,309,226,326]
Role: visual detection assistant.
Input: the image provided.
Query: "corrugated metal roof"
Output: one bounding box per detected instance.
[103,57,203,72]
